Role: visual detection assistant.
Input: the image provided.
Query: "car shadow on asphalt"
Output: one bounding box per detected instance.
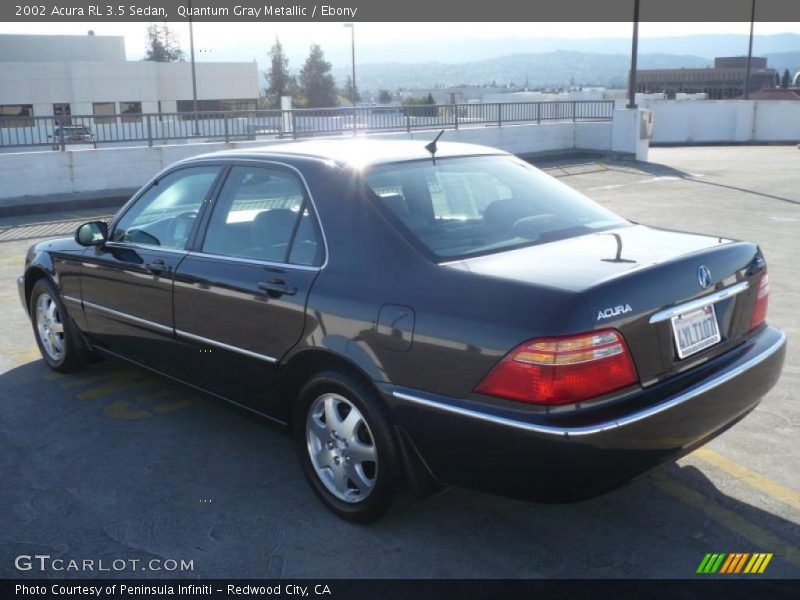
[1,356,798,578]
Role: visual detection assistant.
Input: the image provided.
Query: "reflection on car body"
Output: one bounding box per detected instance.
[17,139,785,522]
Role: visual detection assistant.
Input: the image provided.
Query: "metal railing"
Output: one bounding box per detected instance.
[0,101,614,150]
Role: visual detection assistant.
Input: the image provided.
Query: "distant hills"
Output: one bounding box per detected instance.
[328,50,800,92]
[250,33,800,92]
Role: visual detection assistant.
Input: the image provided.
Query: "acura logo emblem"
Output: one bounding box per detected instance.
[698,265,713,289]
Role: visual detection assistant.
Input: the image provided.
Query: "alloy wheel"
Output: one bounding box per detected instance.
[35,293,65,361]
[305,393,378,503]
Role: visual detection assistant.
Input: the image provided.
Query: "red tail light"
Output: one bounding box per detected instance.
[475,329,638,405]
[749,271,769,331]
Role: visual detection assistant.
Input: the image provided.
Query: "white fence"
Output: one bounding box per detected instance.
[638,99,800,144]
[0,119,618,201]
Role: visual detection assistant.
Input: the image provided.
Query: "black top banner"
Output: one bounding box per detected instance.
[3,0,800,22]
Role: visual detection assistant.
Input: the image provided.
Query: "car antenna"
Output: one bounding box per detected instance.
[425,130,445,165]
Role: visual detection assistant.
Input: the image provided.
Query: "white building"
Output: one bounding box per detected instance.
[0,33,259,123]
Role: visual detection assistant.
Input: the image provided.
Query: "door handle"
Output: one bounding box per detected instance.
[145,259,170,275]
[258,279,297,297]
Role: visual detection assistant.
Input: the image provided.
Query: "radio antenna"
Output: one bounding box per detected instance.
[425,130,445,165]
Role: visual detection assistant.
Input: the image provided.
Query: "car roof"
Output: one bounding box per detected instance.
[188,138,508,168]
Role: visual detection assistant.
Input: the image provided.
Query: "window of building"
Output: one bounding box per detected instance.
[92,102,116,124]
[53,103,71,126]
[120,101,142,123]
[0,104,34,128]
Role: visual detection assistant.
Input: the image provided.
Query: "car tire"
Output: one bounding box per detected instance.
[30,278,92,373]
[293,370,403,523]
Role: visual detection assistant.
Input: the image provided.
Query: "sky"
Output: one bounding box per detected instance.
[3,21,799,65]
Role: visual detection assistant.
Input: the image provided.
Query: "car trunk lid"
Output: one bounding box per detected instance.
[444,224,763,385]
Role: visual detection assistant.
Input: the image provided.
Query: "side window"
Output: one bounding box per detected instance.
[112,166,220,250]
[202,165,323,266]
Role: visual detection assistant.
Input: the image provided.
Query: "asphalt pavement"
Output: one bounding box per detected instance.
[0,145,798,578]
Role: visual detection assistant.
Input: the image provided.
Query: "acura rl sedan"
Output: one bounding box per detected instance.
[18,139,786,522]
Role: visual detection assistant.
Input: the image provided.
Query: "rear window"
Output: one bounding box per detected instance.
[364,155,629,260]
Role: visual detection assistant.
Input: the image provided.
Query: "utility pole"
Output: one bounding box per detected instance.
[188,0,199,135]
[344,23,356,135]
[627,0,640,109]
[744,0,756,99]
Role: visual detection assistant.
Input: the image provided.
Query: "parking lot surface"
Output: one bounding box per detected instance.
[0,145,798,578]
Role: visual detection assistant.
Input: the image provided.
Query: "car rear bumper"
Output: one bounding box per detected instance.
[383,326,786,502]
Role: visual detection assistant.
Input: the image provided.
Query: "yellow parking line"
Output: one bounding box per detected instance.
[59,372,126,389]
[132,388,173,403]
[104,399,152,420]
[153,398,194,413]
[653,474,800,569]
[75,375,153,400]
[692,447,800,513]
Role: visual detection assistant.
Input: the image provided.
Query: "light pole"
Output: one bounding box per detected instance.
[343,24,356,106]
[343,23,356,135]
[744,0,756,99]
[188,0,199,135]
[627,0,640,109]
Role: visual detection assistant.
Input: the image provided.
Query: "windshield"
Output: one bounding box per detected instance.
[364,155,630,261]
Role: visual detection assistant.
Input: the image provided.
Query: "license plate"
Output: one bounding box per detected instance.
[671,305,721,359]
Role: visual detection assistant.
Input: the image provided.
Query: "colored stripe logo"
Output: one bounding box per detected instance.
[697,553,773,574]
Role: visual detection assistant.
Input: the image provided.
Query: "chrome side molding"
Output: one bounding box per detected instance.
[392,329,785,438]
[82,300,173,334]
[175,329,278,363]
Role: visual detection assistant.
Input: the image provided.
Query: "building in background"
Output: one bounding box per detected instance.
[634,57,776,100]
[0,33,259,125]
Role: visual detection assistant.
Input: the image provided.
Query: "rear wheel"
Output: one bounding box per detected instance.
[30,278,91,372]
[294,371,403,522]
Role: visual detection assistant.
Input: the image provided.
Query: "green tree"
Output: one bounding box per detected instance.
[299,45,338,108]
[774,71,781,87]
[143,24,185,62]
[343,75,361,104]
[264,37,296,109]
[781,69,791,88]
[378,89,392,104]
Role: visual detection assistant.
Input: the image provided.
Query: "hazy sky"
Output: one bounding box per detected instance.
[4,21,799,64]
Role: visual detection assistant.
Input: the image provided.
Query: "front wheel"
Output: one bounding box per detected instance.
[30,278,92,372]
[293,371,403,523]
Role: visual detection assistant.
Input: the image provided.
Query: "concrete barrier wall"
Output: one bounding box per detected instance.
[639,99,800,144]
[0,120,615,201]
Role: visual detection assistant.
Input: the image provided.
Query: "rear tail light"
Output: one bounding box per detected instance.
[475,329,638,405]
[748,271,769,331]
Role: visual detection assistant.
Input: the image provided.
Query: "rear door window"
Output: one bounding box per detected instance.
[202,165,323,266]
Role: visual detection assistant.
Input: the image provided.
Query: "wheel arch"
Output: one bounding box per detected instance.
[280,347,379,426]
[24,266,55,312]
[279,347,440,497]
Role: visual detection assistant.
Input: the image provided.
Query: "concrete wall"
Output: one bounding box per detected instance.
[638,99,800,144]
[0,120,618,200]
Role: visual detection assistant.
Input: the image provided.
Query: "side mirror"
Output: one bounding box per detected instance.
[75,221,108,246]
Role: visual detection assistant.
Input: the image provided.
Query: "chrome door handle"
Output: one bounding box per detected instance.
[258,280,297,296]
[145,259,170,275]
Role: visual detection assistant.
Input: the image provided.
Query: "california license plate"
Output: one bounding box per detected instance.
[671,305,721,359]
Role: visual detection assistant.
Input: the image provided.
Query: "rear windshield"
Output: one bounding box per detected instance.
[364,155,629,261]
